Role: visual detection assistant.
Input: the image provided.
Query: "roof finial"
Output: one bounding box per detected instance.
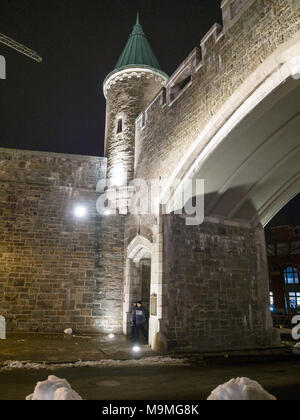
[136,13,140,25]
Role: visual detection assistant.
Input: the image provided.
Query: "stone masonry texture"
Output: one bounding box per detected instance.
[105,73,164,186]
[0,148,124,333]
[135,0,300,183]
[1,0,297,349]
[163,213,278,351]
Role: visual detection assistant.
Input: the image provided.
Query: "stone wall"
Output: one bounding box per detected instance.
[0,148,125,333]
[94,214,125,334]
[267,226,300,316]
[135,0,300,183]
[104,72,165,187]
[163,213,278,351]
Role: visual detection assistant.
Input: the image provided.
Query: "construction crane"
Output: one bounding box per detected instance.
[0,32,42,63]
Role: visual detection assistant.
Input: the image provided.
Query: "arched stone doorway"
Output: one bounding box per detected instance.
[124,235,153,345]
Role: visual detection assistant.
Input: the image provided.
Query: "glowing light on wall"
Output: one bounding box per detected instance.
[112,165,125,187]
[73,205,87,218]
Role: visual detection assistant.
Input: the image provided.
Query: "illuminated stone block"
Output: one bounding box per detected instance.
[0,316,6,340]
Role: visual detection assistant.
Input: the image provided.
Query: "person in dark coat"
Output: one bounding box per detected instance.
[133,301,147,343]
[130,302,137,341]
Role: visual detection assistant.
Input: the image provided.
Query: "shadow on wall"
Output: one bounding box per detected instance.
[177,186,260,225]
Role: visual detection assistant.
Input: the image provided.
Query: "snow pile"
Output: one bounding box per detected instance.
[207,377,277,401]
[26,375,82,400]
[64,328,73,335]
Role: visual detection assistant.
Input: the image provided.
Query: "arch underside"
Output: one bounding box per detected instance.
[177,76,300,227]
[127,235,152,263]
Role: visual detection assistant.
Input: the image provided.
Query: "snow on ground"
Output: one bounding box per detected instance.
[0,356,190,371]
[26,375,82,400]
[207,377,277,400]
[293,342,300,354]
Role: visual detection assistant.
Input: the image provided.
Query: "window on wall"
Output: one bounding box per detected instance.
[117,118,123,134]
[170,74,192,103]
[283,267,299,284]
[270,292,274,312]
[179,75,192,90]
[288,292,300,311]
[161,87,167,106]
[141,112,146,129]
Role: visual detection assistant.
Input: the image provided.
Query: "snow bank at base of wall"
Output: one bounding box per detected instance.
[207,377,277,400]
[26,376,82,400]
[293,342,300,354]
[1,357,190,371]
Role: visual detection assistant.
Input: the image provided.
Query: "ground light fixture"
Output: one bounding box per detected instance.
[132,345,141,353]
[73,205,87,218]
[108,334,115,339]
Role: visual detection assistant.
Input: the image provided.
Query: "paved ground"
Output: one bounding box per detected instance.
[0,331,295,363]
[0,356,300,400]
[0,333,153,362]
[0,332,299,400]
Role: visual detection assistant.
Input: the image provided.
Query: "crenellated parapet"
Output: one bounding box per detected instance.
[135,0,263,120]
[134,0,300,183]
[221,0,256,30]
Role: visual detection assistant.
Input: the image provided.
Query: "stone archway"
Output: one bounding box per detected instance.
[123,235,153,344]
[127,235,152,263]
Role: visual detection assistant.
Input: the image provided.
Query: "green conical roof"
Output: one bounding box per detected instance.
[114,14,162,72]
[103,14,168,90]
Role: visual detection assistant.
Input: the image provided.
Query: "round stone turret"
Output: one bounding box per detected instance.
[103,15,168,188]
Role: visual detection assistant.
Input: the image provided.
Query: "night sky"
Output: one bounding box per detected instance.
[0,0,221,157]
[266,194,300,230]
[0,0,299,225]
